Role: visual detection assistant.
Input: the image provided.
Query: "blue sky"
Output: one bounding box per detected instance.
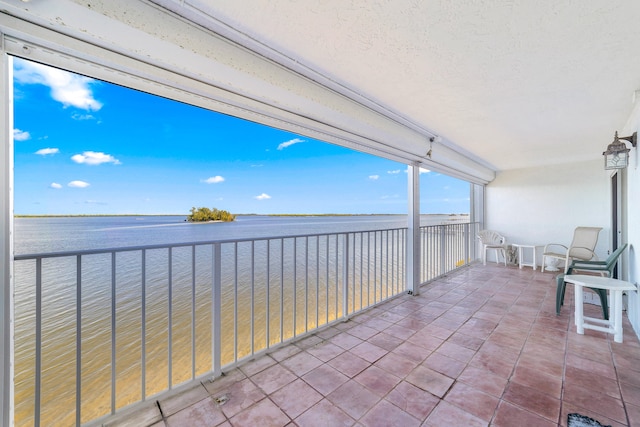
[12,57,470,216]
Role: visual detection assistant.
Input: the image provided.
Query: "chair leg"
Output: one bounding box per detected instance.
[556,275,566,315]
[541,255,546,273]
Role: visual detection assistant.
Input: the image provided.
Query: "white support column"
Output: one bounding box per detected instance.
[0,48,15,427]
[407,163,420,296]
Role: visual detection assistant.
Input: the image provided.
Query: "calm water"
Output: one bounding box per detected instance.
[14,214,467,255]
[13,214,468,426]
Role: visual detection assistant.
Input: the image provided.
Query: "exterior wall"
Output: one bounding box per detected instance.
[624,140,640,335]
[485,159,611,267]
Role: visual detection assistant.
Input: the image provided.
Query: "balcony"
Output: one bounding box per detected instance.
[106,264,640,426]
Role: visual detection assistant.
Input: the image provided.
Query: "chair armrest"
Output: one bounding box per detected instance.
[543,243,568,253]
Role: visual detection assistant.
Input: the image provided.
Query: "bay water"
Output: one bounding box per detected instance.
[13,214,468,425]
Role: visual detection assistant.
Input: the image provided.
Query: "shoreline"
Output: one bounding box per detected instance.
[16,213,470,218]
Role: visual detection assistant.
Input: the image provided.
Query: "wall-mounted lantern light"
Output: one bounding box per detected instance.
[603,131,637,170]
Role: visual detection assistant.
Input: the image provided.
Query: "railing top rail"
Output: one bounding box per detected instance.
[13,226,412,261]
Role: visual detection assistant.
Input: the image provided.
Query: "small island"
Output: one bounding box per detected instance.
[187,207,236,222]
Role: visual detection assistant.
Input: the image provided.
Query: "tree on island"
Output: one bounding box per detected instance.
[187,207,236,222]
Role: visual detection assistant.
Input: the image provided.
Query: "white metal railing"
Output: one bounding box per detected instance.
[12,222,477,426]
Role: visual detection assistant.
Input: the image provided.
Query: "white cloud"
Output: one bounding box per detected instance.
[72,113,96,121]
[68,180,90,188]
[387,169,401,174]
[50,182,62,189]
[420,167,430,174]
[35,148,59,156]
[202,176,225,184]
[71,151,121,165]
[369,175,379,180]
[255,193,271,200]
[13,58,103,111]
[277,138,304,150]
[13,129,31,141]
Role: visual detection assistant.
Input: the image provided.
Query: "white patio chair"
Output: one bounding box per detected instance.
[477,230,507,266]
[541,226,602,273]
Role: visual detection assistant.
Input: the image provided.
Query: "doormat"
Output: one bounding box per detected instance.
[568,413,611,427]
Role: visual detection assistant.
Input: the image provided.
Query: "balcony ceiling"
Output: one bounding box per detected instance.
[3,0,640,173]
[153,0,640,171]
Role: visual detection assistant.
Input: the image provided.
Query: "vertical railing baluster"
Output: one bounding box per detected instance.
[334,235,339,319]
[342,234,349,319]
[111,252,116,415]
[76,255,82,427]
[266,240,270,349]
[191,245,196,379]
[233,242,238,363]
[293,238,297,337]
[34,258,42,427]
[280,239,284,343]
[251,241,255,356]
[304,236,308,332]
[359,232,363,312]
[315,237,319,327]
[212,243,222,377]
[168,248,173,389]
[141,249,147,400]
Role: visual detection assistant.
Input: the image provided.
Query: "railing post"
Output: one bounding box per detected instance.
[342,234,349,319]
[0,51,14,427]
[407,163,420,296]
[212,243,222,377]
[440,226,446,277]
[464,223,470,266]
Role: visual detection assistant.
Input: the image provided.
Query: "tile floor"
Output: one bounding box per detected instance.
[106,263,640,426]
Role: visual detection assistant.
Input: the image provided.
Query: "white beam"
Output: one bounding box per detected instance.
[407,163,420,296]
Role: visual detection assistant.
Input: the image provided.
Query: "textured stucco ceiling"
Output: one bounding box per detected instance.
[155,0,640,171]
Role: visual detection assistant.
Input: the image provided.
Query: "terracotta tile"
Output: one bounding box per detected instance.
[216,378,265,418]
[359,399,421,427]
[303,364,349,396]
[374,351,419,378]
[383,324,417,340]
[502,382,560,422]
[559,401,627,427]
[294,399,354,427]
[367,331,403,351]
[565,352,617,380]
[564,365,620,400]
[327,380,381,419]
[269,344,302,362]
[229,398,290,427]
[348,324,379,340]
[203,369,247,395]
[354,365,402,397]
[327,351,371,378]
[422,352,466,378]
[385,380,439,420]
[492,399,557,427]
[562,383,627,424]
[269,378,323,419]
[435,341,477,363]
[424,401,487,427]
[166,397,226,427]
[306,341,345,362]
[405,365,453,398]
[444,382,499,422]
[511,365,562,399]
[331,332,364,350]
[279,351,323,377]
[391,341,430,363]
[447,332,484,351]
[457,365,508,397]
[159,384,210,417]
[469,351,515,379]
[406,332,444,351]
[250,364,297,394]
[240,355,277,377]
[348,341,386,363]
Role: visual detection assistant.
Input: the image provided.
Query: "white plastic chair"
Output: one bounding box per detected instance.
[477,230,507,266]
[541,226,602,273]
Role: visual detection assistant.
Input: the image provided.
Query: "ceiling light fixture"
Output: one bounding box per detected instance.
[603,131,637,170]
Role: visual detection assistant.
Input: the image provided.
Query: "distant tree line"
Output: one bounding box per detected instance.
[187,207,236,222]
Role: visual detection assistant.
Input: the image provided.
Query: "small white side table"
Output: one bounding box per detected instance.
[564,274,637,343]
[511,244,539,270]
